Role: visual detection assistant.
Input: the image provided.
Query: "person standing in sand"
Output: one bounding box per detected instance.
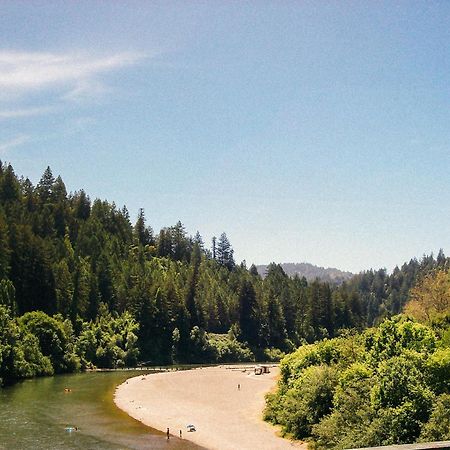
[179,429,182,438]
[166,427,170,440]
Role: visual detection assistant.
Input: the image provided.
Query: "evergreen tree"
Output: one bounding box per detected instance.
[212,236,216,259]
[157,228,172,257]
[193,231,204,248]
[249,264,259,277]
[171,221,189,261]
[36,166,55,204]
[239,279,259,346]
[0,210,10,280]
[134,208,153,246]
[73,190,91,221]
[0,164,20,203]
[216,232,235,270]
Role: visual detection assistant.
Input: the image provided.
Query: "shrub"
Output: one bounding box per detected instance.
[420,394,450,441]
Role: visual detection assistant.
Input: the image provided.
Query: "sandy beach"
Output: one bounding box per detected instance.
[114,365,305,450]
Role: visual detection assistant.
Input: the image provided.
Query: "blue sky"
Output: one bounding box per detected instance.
[0,1,449,273]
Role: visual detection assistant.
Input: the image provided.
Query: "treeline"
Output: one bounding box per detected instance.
[0,162,448,385]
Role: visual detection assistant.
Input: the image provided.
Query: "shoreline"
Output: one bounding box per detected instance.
[114,364,305,450]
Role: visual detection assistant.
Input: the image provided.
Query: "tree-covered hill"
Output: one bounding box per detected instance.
[256,262,353,284]
[0,162,449,385]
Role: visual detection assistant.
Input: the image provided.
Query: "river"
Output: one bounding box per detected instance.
[0,371,204,450]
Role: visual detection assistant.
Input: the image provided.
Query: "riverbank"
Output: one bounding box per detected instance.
[114,365,306,450]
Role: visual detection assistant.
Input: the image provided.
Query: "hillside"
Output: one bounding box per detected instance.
[1,162,449,387]
[256,262,353,284]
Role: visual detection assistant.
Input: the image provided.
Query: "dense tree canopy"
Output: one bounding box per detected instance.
[0,162,449,387]
[265,316,450,448]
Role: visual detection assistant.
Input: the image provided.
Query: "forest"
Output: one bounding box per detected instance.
[0,162,449,386]
[265,267,450,447]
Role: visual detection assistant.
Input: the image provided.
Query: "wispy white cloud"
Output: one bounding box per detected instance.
[0,49,147,144]
[62,79,111,103]
[0,50,146,95]
[0,105,57,118]
[0,135,30,154]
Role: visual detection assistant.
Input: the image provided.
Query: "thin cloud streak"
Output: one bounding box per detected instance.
[0,49,148,141]
[62,79,111,103]
[0,106,57,118]
[0,50,147,93]
[0,135,30,154]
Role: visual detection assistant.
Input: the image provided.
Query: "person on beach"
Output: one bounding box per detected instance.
[166,428,170,440]
[179,429,182,438]
[238,383,240,390]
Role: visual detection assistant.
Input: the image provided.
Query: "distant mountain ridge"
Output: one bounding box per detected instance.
[256,262,354,284]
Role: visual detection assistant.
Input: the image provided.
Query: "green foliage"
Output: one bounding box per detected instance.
[1,162,449,386]
[420,394,450,441]
[425,348,450,394]
[18,311,79,373]
[0,279,17,315]
[267,316,450,449]
[262,347,285,362]
[75,309,139,369]
[365,317,436,365]
[312,363,374,450]
[266,365,338,439]
[371,354,434,441]
[280,334,363,385]
[207,333,255,362]
[0,306,57,386]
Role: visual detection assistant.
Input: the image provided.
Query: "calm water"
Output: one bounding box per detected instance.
[0,371,204,450]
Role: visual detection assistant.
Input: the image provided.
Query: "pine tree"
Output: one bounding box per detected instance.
[193,231,204,248]
[134,208,153,246]
[216,232,235,270]
[157,228,172,257]
[73,190,91,221]
[0,210,10,280]
[239,279,259,346]
[212,236,216,259]
[0,164,20,203]
[171,221,189,261]
[249,264,259,277]
[36,166,55,203]
[52,176,68,237]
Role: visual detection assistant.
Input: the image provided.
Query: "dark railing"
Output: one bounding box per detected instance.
[349,442,450,450]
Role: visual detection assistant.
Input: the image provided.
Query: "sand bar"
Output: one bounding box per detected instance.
[114,365,305,450]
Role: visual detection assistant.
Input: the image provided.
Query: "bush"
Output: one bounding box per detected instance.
[75,310,139,369]
[207,333,254,362]
[0,306,55,385]
[365,317,436,365]
[420,394,450,441]
[425,348,450,394]
[268,365,338,438]
[18,311,79,373]
[267,316,448,449]
[312,363,374,449]
[262,347,285,362]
